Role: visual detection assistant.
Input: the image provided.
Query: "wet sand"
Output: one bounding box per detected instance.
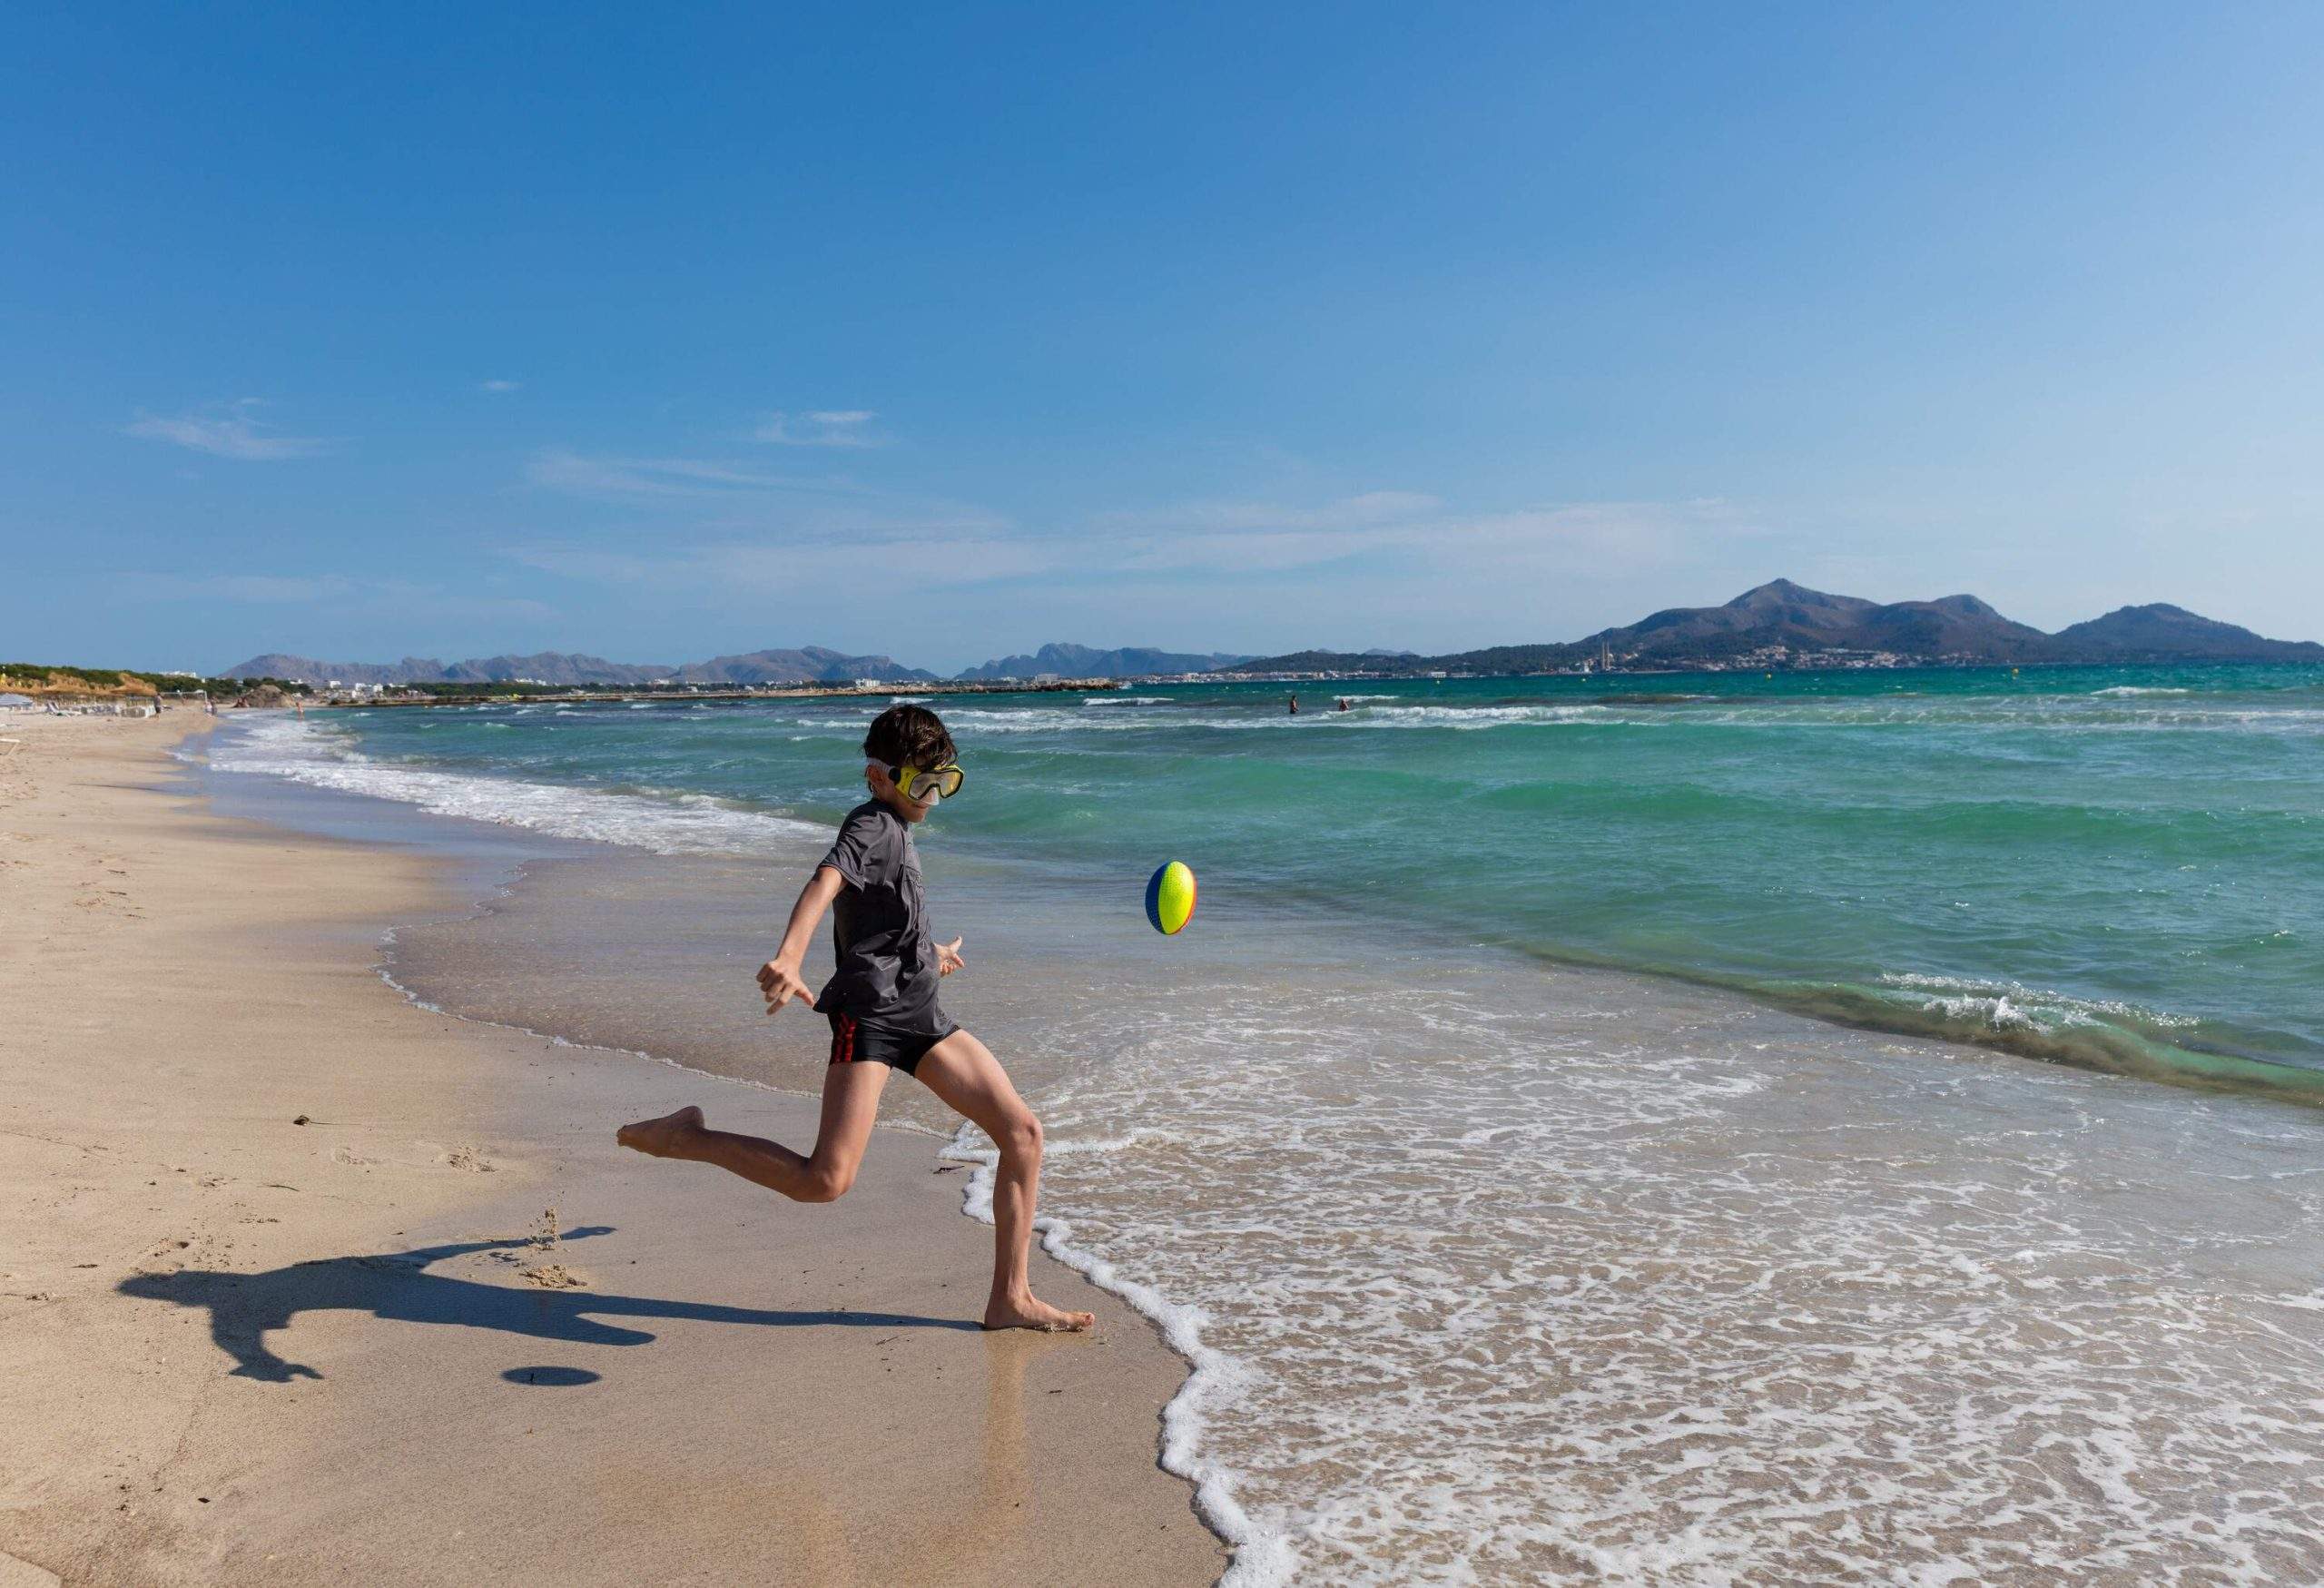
[0,713,1222,1586]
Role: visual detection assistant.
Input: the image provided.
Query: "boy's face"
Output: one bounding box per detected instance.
[864,761,935,824]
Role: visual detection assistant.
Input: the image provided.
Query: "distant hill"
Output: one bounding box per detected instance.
[677,646,937,685]
[223,654,460,686]
[955,642,1253,680]
[1224,579,2321,675]
[223,651,673,686]
[439,652,673,686]
[2050,604,2324,662]
[223,646,928,686]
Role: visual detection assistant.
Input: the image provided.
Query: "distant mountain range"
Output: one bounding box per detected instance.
[229,640,1238,686]
[675,646,937,685]
[224,646,930,686]
[225,652,676,687]
[223,587,2319,688]
[956,642,1253,680]
[1225,580,2324,675]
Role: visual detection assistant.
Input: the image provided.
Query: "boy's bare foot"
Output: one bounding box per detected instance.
[615,1105,704,1158]
[983,1295,1097,1332]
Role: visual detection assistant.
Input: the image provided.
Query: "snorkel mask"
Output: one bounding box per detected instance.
[890,761,965,806]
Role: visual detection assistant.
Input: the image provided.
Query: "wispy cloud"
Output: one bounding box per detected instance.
[480,379,521,393]
[519,444,1019,591]
[1094,490,1443,534]
[125,399,333,461]
[1085,492,1745,578]
[501,489,1753,611]
[525,449,864,501]
[755,409,883,448]
[506,534,1049,597]
[525,447,1016,541]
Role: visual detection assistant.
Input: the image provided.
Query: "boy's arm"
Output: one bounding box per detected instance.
[757,864,848,1015]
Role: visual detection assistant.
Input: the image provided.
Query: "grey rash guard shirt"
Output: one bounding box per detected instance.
[811,800,953,1035]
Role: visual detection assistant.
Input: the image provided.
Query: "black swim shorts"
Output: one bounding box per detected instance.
[826,1012,950,1077]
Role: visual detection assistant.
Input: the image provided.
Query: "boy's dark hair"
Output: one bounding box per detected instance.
[862,703,956,771]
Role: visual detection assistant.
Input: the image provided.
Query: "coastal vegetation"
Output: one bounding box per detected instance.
[0,663,309,700]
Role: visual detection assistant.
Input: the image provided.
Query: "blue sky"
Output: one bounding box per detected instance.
[5,3,2321,674]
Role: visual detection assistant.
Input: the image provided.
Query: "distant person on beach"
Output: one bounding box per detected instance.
[1288,693,1299,715]
[616,704,1093,1332]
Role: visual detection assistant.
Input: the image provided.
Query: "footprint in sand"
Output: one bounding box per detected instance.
[518,1263,590,1289]
[514,1206,586,1287]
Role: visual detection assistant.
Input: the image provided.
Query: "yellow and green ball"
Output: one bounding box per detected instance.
[1145,861,1197,935]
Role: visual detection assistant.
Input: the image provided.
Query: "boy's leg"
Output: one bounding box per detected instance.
[912,1030,1095,1332]
[615,1061,889,1203]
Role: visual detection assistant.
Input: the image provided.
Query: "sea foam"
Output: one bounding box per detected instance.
[208,715,824,856]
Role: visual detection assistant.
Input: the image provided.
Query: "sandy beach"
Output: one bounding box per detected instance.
[0,713,1221,1586]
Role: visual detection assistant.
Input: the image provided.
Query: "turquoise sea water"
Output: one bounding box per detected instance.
[206,666,2324,1583]
[299,663,2321,1100]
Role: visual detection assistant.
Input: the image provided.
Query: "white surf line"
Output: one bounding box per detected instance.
[941,1121,1294,1586]
[204,715,1287,1578]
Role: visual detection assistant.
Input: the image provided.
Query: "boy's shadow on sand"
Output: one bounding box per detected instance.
[119,1228,978,1383]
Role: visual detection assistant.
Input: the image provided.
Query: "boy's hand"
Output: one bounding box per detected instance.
[936,937,965,977]
[757,958,815,1015]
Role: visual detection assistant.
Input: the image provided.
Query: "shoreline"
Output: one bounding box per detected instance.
[0,713,1225,1586]
[205,715,1285,1578]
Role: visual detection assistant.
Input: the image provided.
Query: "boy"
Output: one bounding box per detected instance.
[616,704,1094,1332]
